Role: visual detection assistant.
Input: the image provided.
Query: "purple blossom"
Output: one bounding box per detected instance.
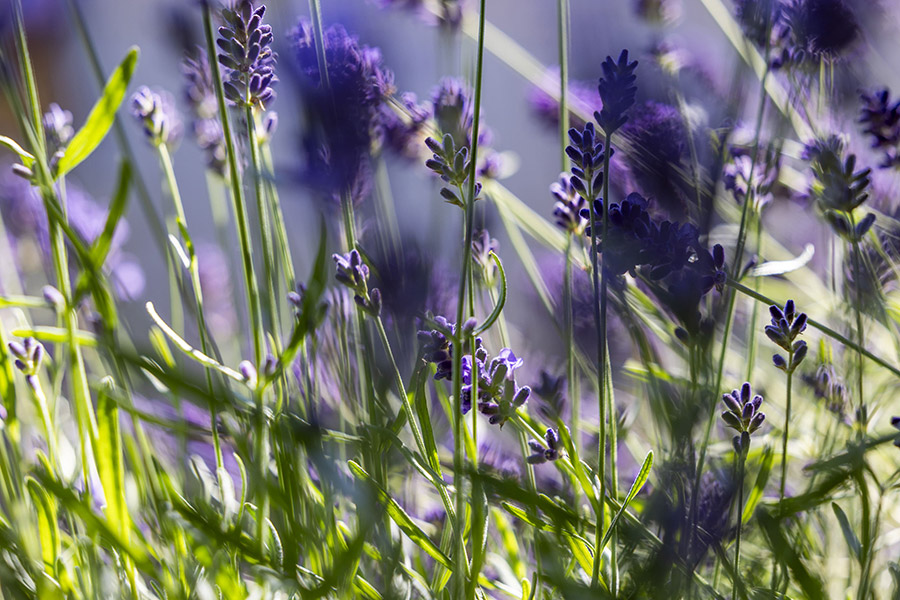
[217,1,278,108]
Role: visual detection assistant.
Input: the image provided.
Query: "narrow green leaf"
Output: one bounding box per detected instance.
[474,251,507,335]
[56,47,139,177]
[12,326,97,347]
[742,446,774,524]
[96,379,130,539]
[831,502,862,562]
[0,135,34,167]
[599,451,653,552]
[348,460,453,570]
[90,161,131,265]
[25,478,59,568]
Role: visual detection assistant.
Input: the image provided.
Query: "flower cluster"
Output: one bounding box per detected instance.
[217,1,277,108]
[182,50,229,176]
[779,0,859,64]
[765,300,808,374]
[290,19,395,203]
[721,382,765,455]
[803,136,873,241]
[859,88,900,169]
[130,86,183,148]
[424,134,481,209]
[566,122,605,200]
[551,173,587,235]
[8,337,44,379]
[332,250,381,317]
[380,92,431,160]
[462,343,531,426]
[595,50,638,135]
[581,192,726,287]
[526,428,562,464]
[418,315,466,381]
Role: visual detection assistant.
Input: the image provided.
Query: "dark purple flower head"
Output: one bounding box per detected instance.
[526,428,562,464]
[566,122,605,200]
[418,315,456,381]
[217,1,277,107]
[721,382,766,439]
[765,299,808,373]
[859,88,900,169]
[291,18,395,204]
[130,86,183,148]
[551,173,587,235]
[782,0,859,61]
[595,50,638,135]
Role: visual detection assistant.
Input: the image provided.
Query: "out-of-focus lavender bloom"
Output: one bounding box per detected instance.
[379,92,432,160]
[217,1,277,108]
[723,145,781,209]
[368,0,464,29]
[42,103,74,155]
[527,68,602,130]
[291,19,395,204]
[0,169,144,300]
[634,0,682,24]
[551,173,587,235]
[131,86,183,148]
[734,0,784,48]
[183,49,229,176]
[595,50,639,135]
[8,337,44,377]
[859,88,900,169]
[533,370,566,421]
[803,135,872,239]
[471,229,498,283]
[478,440,521,479]
[197,243,238,338]
[621,101,689,218]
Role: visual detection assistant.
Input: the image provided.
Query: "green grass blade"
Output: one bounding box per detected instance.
[57,47,139,177]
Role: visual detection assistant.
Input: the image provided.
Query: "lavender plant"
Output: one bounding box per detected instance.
[3,0,900,598]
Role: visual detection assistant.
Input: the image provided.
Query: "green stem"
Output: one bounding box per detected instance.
[557,0,569,172]
[157,144,224,474]
[732,453,746,600]
[201,4,265,367]
[779,351,793,501]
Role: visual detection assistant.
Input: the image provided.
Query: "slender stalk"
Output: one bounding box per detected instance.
[449,0,488,594]
[563,234,580,477]
[157,144,224,474]
[779,348,794,501]
[557,0,569,172]
[731,452,747,600]
[201,4,265,367]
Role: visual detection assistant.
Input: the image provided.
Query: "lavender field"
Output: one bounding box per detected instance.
[1,0,900,597]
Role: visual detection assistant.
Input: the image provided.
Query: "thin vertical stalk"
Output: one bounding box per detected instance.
[563,234,580,465]
[450,0,488,595]
[779,348,794,501]
[201,4,265,367]
[589,161,606,590]
[732,455,746,600]
[157,144,224,473]
[557,0,569,172]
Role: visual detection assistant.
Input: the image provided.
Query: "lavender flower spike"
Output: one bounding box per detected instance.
[131,87,183,148]
[595,49,638,135]
[217,1,277,108]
